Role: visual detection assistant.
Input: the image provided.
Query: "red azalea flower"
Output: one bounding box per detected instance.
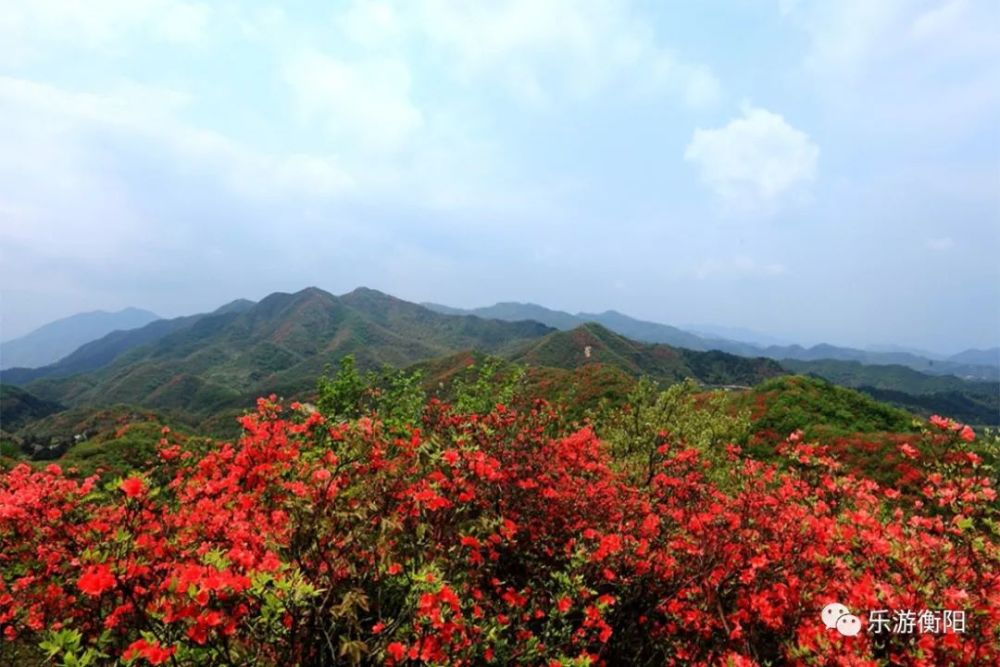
[120,476,146,498]
[77,564,115,596]
[386,642,406,661]
[124,639,175,665]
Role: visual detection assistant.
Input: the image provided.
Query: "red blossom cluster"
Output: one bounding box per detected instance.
[1,398,996,666]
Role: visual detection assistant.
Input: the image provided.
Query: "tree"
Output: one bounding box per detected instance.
[593,377,751,486]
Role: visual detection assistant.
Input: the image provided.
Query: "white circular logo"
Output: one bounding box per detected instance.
[821,602,851,629]
[836,614,862,637]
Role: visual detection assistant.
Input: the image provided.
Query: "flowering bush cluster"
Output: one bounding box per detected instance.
[1,395,996,666]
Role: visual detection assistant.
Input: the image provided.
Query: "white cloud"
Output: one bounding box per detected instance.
[783,0,997,75]
[0,76,354,243]
[684,103,819,212]
[695,256,788,280]
[0,77,354,198]
[779,0,999,135]
[925,237,956,251]
[0,0,210,64]
[410,0,720,108]
[788,0,905,78]
[158,2,210,43]
[336,0,404,49]
[283,50,423,153]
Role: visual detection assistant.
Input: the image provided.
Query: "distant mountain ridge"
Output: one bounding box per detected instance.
[422,302,721,351]
[423,302,998,380]
[2,288,558,421]
[1,307,161,370]
[509,322,782,387]
[0,299,257,386]
[2,289,996,433]
[947,348,1000,367]
[2,288,788,430]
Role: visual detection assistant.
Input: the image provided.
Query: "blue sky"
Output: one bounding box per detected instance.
[0,0,997,353]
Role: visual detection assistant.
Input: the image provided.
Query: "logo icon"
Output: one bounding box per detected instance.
[822,602,862,637]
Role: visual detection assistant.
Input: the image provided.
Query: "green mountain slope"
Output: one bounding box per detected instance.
[10,288,555,422]
[737,375,918,441]
[508,323,783,386]
[423,301,998,380]
[0,385,64,432]
[857,388,998,428]
[781,358,999,425]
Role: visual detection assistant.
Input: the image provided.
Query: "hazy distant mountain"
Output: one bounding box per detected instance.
[423,302,715,350]
[685,324,794,348]
[1,308,161,370]
[0,299,256,387]
[422,302,582,331]
[780,358,997,396]
[576,311,711,350]
[948,348,1000,367]
[762,344,998,380]
[864,343,945,360]
[425,301,998,381]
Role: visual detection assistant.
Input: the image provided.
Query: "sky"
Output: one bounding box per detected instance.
[0,0,998,354]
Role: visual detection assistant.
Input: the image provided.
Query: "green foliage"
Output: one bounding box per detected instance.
[745,375,916,440]
[861,386,999,428]
[58,422,164,476]
[0,438,19,459]
[317,355,368,421]
[0,384,64,432]
[592,377,751,487]
[780,359,1000,426]
[373,367,426,432]
[453,355,525,414]
[975,427,1000,488]
[38,628,106,667]
[317,355,427,432]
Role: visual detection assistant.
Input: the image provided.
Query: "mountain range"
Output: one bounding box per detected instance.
[0,288,784,430]
[423,302,999,380]
[1,288,996,435]
[1,307,160,370]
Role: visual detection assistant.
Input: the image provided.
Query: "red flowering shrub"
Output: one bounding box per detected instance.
[0,398,996,666]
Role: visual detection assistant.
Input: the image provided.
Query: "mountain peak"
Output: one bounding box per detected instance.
[342,286,389,298]
[212,299,256,316]
[296,286,335,299]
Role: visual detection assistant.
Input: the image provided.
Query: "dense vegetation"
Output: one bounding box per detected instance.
[1,289,798,437]
[3,289,995,442]
[1,360,997,665]
[0,385,64,433]
[781,359,1000,426]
